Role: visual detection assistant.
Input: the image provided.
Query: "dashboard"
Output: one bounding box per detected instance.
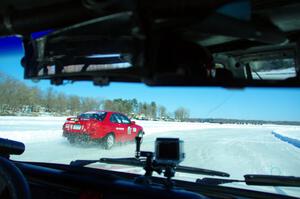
[11,161,297,199]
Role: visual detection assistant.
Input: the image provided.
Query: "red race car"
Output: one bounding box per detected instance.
[63,111,144,149]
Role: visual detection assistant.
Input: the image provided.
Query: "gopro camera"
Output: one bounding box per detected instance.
[155,138,185,166]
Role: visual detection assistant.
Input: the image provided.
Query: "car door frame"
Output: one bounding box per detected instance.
[109,113,126,142]
[118,113,134,141]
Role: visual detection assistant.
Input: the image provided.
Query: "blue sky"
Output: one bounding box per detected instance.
[1,36,300,121]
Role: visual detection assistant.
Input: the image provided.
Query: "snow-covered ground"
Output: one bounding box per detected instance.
[0,116,300,197]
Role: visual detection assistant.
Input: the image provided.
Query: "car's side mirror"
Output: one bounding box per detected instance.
[131,121,136,125]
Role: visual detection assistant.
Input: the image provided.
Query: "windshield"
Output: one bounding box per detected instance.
[1,39,300,198]
[79,112,107,121]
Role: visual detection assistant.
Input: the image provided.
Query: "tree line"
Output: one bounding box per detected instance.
[0,73,190,121]
[0,73,100,116]
[188,118,300,126]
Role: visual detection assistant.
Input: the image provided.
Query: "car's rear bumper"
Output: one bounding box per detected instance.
[64,129,106,138]
[63,131,94,141]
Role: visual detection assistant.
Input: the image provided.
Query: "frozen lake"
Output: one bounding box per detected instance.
[1,116,300,197]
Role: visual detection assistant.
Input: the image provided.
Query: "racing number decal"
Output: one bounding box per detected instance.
[127,127,131,134]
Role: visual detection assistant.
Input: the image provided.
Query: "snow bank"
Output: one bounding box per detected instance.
[1,116,299,144]
[272,132,300,149]
[0,116,66,143]
[267,125,300,140]
[0,116,66,126]
[135,120,268,136]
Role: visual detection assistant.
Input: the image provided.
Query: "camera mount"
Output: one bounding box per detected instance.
[134,136,184,188]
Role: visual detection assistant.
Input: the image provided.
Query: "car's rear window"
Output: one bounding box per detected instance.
[79,112,107,121]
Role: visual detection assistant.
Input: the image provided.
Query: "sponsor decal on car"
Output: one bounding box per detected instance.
[127,127,131,134]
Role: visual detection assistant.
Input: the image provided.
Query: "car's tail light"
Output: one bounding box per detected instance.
[67,117,79,122]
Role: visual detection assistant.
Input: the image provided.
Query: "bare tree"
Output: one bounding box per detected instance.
[44,87,56,112]
[174,107,190,122]
[158,105,167,120]
[150,101,157,119]
[68,95,81,115]
[80,97,100,112]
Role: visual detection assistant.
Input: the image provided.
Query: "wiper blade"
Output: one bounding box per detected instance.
[244,174,300,187]
[70,158,230,177]
[196,177,243,185]
[196,175,300,187]
[99,158,230,177]
[100,158,143,167]
[175,165,229,177]
[70,159,101,167]
[70,158,143,167]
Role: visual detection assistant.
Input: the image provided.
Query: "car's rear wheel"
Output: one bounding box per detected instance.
[103,133,115,150]
[68,137,75,144]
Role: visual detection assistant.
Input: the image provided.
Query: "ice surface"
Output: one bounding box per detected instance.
[1,116,300,197]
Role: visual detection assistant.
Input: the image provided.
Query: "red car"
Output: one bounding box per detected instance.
[63,111,144,149]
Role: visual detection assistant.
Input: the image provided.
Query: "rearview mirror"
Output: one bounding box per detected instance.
[131,121,136,125]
